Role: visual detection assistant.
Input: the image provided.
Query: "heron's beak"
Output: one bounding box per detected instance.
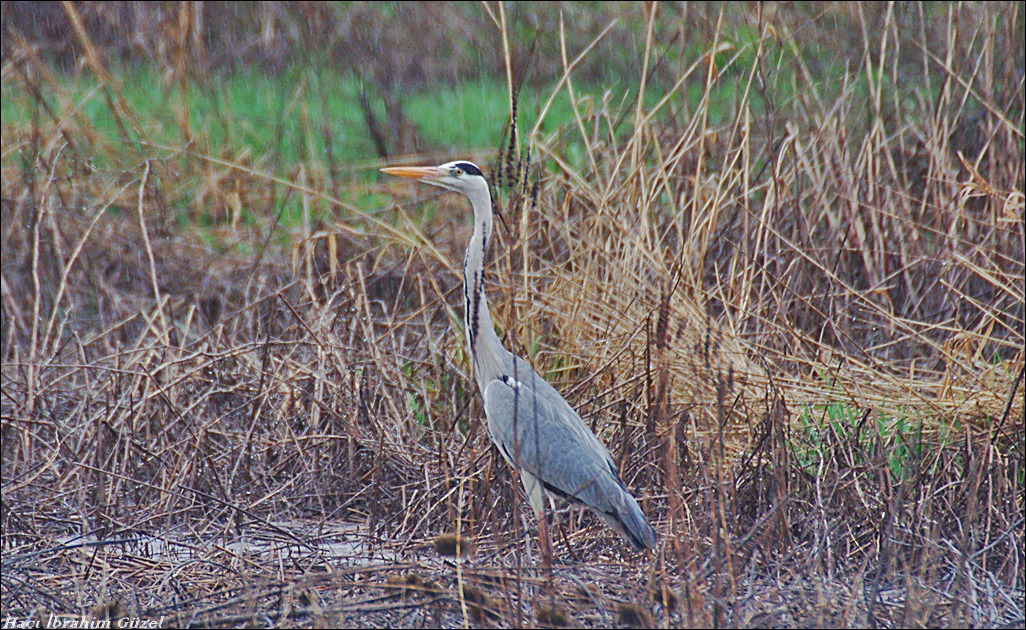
[380,165,446,184]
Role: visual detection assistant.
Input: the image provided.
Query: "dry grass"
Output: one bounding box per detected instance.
[2,2,1024,628]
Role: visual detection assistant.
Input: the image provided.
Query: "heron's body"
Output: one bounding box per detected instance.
[382,161,656,552]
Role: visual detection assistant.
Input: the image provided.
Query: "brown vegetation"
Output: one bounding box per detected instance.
[2,2,1023,628]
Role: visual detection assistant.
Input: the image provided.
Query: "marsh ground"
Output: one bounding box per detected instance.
[2,3,1023,627]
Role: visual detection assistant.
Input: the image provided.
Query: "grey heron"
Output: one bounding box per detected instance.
[382,161,657,556]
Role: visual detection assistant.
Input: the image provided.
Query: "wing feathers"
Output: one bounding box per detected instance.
[483,366,656,549]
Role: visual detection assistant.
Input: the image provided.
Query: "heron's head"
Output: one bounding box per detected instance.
[380,160,488,197]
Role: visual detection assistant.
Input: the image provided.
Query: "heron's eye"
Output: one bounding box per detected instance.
[452,167,464,177]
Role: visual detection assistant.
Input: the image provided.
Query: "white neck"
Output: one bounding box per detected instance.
[462,183,508,387]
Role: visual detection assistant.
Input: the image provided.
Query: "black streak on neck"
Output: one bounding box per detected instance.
[465,222,488,368]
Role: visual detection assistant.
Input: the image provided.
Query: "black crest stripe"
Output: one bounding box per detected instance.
[455,162,483,176]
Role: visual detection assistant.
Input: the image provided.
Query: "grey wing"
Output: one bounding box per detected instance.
[482,367,656,550]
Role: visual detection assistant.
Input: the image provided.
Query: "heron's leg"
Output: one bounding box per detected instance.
[520,469,553,568]
[536,508,553,569]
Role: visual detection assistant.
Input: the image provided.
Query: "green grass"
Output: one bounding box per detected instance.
[792,402,947,482]
[2,58,802,173]
[2,65,581,168]
[0,43,988,237]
